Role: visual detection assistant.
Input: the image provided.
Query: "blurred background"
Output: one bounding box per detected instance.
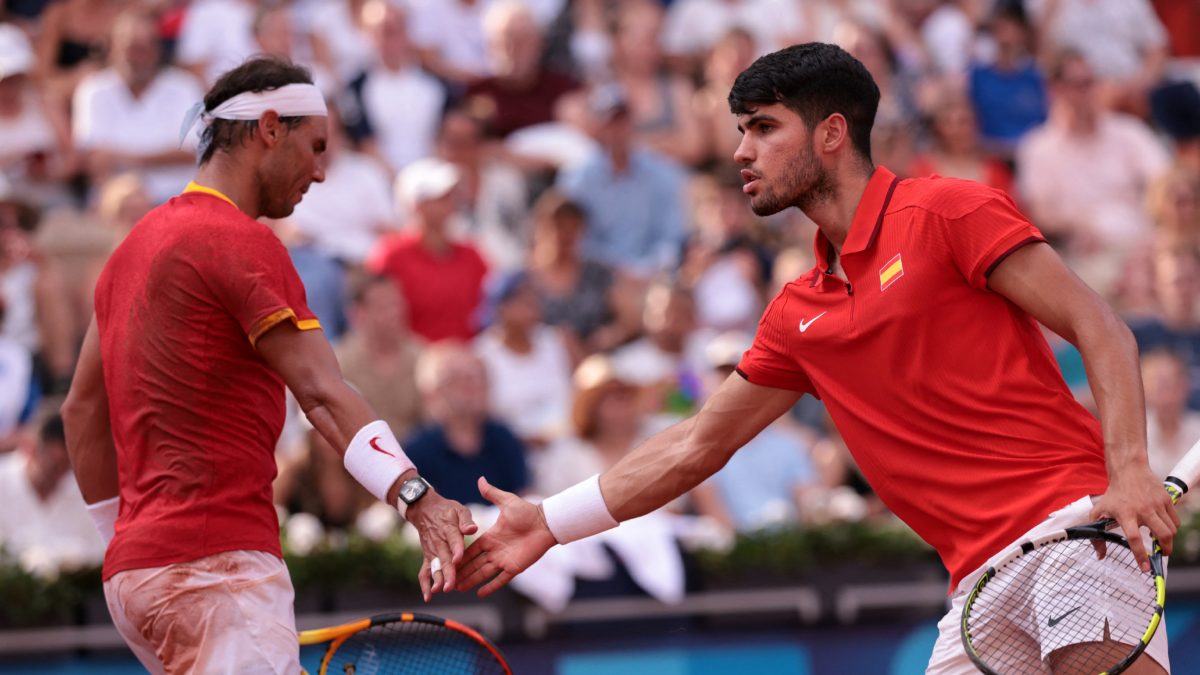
[0,0,1198,673]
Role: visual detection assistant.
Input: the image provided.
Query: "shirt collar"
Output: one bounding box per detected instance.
[183,181,237,208]
[812,166,900,273]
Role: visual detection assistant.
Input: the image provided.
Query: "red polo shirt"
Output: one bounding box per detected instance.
[367,232,488,343]
[95,186,321,579]
[738,167,1108,587]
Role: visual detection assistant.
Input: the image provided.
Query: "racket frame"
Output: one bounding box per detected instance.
[298,611,513,675]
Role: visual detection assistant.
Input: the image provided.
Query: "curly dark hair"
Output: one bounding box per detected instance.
[728,43,880,161]
[198,56,314,164]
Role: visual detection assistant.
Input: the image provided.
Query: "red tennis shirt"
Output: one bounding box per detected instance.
[738,167,1109,587]
[367,232,487,343]
[94,184,320,579]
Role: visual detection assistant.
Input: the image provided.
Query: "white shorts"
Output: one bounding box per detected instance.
[926,495,1170,674]
[104,550,301,675]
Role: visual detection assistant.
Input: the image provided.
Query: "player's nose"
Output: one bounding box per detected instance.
[733,135,754,165]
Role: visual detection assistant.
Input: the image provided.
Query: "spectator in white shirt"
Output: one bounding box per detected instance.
[72,9,203,203]
[0,409,105,576]
[407,0,493,87]
[475,272,572,447]
[175,0,257,86]
[1017,50,1169,291]
[348,0,446,174]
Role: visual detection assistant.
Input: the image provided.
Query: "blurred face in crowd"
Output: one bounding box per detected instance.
[254,7,294,58]
[486,6,541,80]
[352,279,408,344]
[437,111,483,166]
[735,103,835,216]
[833,21,891,82]
[258,115,328,219]
[428,352,490,422]
[1142,352,1191,417]
[643,285,695,351]
[1150,171,1200,237]
[498,281,541,333]
[707,29,756,87]
[1053,56,1099,125]
[0,74,26,116]
[592,108,635,155]
[991,15,1030,57]
[532,207,584,262]
[592,383,640,441]
[365,1,412,70]
[615,2,664,75]
[1154,248,1200,325]
[112,13,162,91]
[931,95,979,155]
[413,189,457,231]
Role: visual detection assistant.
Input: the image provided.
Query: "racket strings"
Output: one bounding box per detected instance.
[323,620,508,675]
[965,538,1156,675]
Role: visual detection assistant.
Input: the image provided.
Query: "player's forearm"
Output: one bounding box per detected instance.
[1074,309,1149,474]
[61,394,119,503]
[599,416,729,521]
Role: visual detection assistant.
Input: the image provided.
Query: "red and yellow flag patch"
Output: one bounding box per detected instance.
[879,253,904,291]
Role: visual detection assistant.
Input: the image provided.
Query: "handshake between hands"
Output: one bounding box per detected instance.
[406,477,558,603]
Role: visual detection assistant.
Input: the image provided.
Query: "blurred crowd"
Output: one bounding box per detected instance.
[0,0,1197,605]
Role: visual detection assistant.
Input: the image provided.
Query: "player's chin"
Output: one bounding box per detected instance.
[749,193,786,217]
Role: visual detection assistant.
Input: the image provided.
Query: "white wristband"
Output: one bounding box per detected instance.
[541,474,618,544]
[344,421,416,504]
[86,496,120,548]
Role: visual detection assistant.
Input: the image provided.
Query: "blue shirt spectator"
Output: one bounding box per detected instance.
[288,244,348,341]
[706,425,815,532]
[968,61,1047,152]
[404,420,529,505]
[559,85,687,277]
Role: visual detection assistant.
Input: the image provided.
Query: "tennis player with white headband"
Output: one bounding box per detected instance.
[63,56,475,674]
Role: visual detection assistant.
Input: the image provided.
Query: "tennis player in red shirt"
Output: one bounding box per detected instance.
[62,57,474,674]
[456,44,1179,673]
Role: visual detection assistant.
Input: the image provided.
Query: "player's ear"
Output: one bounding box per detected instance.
[258,110,283,148]
[818,113,849,155]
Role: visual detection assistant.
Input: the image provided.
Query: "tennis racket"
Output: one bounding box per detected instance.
[961,440,1200,675]
[299,611,512,675]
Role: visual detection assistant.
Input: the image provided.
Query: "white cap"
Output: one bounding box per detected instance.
[0,24,34,81]
[394,158,461,208]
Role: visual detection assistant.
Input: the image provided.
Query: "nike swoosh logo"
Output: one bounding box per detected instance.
[798,312,828,333]
[1047,606,1082,627]
[368,436,396,458]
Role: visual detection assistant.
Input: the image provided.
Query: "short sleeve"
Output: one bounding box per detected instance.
[943,194,1046,289]
[736,292,816,395]
[200,221,320,346]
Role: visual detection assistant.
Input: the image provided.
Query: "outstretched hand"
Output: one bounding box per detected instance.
[1090,462,1180,571]
[456,477,558,597]
[406,491,478,602]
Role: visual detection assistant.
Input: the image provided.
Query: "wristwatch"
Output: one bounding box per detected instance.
[396,476,431,519]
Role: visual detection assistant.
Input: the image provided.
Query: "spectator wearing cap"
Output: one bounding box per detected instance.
[0,24,70,200]
[557,84,688,278]
[72,9,203,202]
[688,332,818,533]
[474,271,572,447]
[367,158,488,343]
[533,354,653,497]
[348,0,446,174]
[404,342,529,506]
[462,1,579,139]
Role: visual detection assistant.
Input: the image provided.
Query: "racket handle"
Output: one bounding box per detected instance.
[1164,437,1200,502]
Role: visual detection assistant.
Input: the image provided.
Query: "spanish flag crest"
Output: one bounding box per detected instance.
[879,253,904,291]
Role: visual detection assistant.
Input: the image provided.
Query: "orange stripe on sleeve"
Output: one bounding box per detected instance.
[248,308,323,347]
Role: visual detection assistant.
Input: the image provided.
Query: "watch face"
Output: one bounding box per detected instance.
[401,478,427,503]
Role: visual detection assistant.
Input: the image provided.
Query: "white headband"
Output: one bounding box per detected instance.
[179,83,327,148]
